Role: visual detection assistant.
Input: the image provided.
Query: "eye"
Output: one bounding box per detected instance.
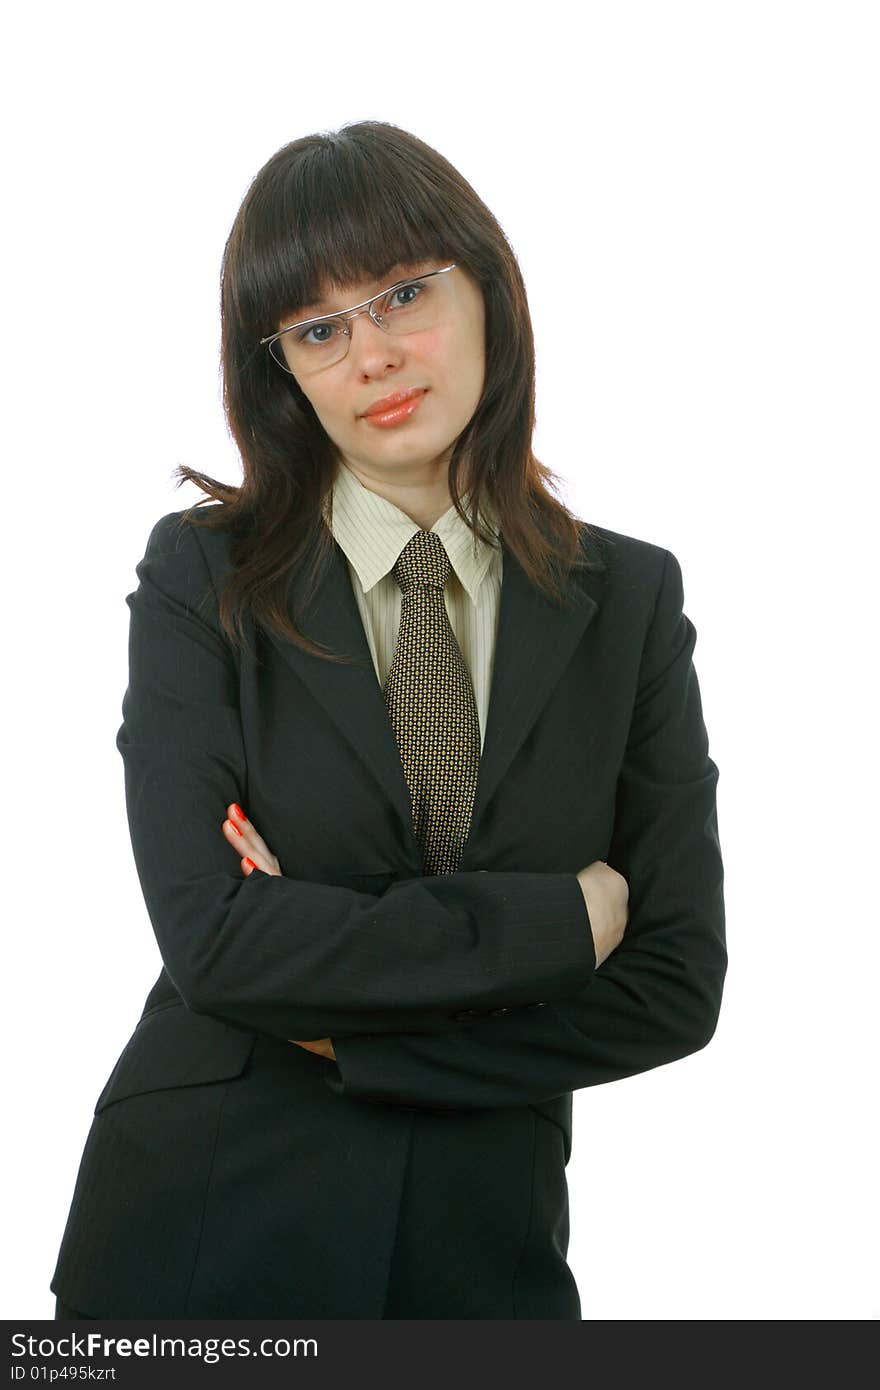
[387,280,425,309]
[297,320,338,345]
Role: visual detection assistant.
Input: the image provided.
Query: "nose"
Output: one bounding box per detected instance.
[344,310,404,373]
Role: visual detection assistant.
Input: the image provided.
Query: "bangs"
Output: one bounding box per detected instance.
[237,139,458,337]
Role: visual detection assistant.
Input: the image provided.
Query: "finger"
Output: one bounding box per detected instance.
[221,817,262,860]
[241,853,280,877]
[221,814,279,873]
[226,804,279,866]
[290,1038,333,1058]
[221,822,273,876]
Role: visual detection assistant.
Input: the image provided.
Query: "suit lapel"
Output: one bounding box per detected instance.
[262,534,599,870]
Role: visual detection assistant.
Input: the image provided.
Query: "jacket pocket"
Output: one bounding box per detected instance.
[94,1001,258,1114]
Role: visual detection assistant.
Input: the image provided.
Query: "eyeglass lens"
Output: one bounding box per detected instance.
[269,271,454,375]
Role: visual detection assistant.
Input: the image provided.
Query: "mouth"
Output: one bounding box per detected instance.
[361,388,428,427]
[362,387,427,416]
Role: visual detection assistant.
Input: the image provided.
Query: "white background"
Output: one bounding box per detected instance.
[3,0,877,1321]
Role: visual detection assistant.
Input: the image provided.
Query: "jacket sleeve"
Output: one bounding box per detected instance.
[116,510,596,1042]
[324,548,727,1108]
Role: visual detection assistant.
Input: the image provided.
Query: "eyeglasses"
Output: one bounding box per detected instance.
[260,263,458,377]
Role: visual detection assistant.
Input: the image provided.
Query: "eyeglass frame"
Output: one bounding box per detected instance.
[259,262,459,375]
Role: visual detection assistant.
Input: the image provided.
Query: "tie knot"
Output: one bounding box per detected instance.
[391,530,451,594]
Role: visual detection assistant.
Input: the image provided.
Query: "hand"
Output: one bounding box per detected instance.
[576,860,629,968]
[289,1037,337,1061]
[220,805,333,1060]
[221,802,282,877]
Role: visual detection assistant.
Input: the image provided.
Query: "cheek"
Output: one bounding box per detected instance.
[304,390,347,432]
[410,325,479,390]
[407,326,444,363]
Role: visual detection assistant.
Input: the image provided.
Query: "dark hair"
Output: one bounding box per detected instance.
[173,119,607,663]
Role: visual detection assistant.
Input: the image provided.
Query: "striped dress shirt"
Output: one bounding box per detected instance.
[322,461,503,753]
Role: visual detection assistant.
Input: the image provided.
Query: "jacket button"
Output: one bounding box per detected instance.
[524,1002,547,1011]
[488,1006,509,1016]
[451,1008,482,1021]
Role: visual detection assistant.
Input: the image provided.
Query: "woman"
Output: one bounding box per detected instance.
[51,120,727,1320]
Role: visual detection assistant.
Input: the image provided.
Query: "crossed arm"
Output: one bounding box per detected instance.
[119,512,726,1110]
[219,802,629,1065]
[314,545,726,1112]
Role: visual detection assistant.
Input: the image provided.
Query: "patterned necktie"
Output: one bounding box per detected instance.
[383,529,481,876]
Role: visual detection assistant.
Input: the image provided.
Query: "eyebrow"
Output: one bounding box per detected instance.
[301,262,430,317]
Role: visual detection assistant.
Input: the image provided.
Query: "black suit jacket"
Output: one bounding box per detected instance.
[51,507,726,1318]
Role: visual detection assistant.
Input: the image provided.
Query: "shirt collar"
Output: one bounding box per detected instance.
[323,461,501,605]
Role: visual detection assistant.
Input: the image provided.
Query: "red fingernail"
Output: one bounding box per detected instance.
[232,803,246,821]
[243,857,256,871]
[226,819,242,837]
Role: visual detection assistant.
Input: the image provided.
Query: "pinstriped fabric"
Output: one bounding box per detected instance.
[383,530,482,876]
[323,462,502,754]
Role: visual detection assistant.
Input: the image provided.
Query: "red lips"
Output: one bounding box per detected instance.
[362,387,427,417]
